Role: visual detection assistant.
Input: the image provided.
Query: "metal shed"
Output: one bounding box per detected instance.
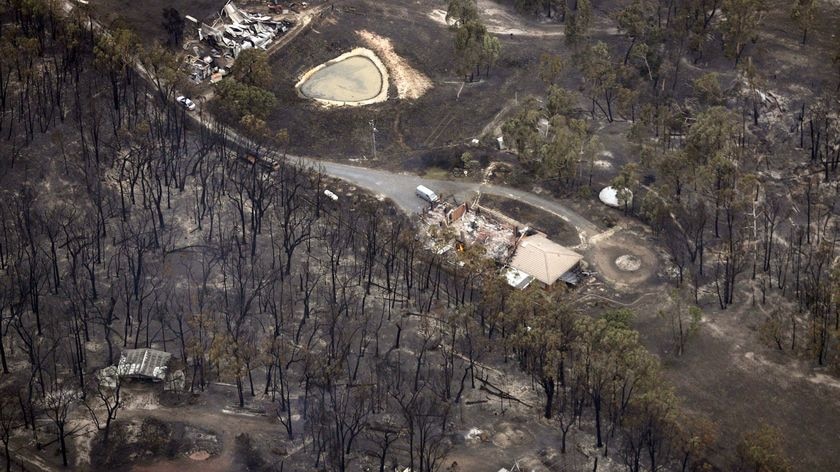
[117,348,172,382]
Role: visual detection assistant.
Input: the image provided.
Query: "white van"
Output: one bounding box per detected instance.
[415,185,439,203]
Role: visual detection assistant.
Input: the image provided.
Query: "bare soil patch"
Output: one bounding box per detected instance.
[93,0,225,41]
[265,0,552,163]
[588,230,659,289]
[92,417,222,471]
[479,194,579,247]
[653,303,840,471]
[357,30,432,100]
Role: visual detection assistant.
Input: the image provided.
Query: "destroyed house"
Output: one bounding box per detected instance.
[198,1,291,59]
[420,200,584,288]
[509,234,582,287]
[117,348,172,382]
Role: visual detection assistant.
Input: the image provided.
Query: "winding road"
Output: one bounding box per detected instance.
[58,0,602,245]
[303,158,601,240]
[195,112,602,241]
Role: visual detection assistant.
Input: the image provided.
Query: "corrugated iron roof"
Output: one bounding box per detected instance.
[117,348,172,382]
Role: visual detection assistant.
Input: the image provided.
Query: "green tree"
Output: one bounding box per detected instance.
[580,41,625,122]
[564,0,591,46]
[541,115,591,184]
[574,310,657,449]
[452,18,488,81]
[94,27,139,124]
[448,0,501,80]
[481,34,502,76]
[141,43,183,103]
[615,0,658,65]
[720,0,765,65]
[502,104,542,166]
[240,114,271,152]
[539,54,564,85]
[659,289,701,356]
[692,72,724,106]
[230,49,273,88]
[610,163,638,213]
[740,56,767,125]
[214,79,277,121]
[506,287,577,419]
[759,308,786,351]
[515,0,561,19]
[673,411,717,472]
[685,106,738,168]
[736,424,791,472]
[546,85,575,117]
[446,0,479,25]
[620,385,678,471]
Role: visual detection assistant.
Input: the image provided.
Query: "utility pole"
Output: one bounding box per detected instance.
[369,120,378,160]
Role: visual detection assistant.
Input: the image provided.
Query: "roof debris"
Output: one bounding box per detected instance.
[187,1,295,83]
[117,348,172,382]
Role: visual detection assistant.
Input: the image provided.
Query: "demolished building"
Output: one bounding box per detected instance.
[422,201,517,263]
[186,1,294,83]
[199,1,293,60]
[420,199,583,288]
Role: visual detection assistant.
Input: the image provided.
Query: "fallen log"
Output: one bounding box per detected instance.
[465,399,489,405]
[478,377,533,408]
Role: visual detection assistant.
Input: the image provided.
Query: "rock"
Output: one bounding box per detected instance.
[188,450,210,461]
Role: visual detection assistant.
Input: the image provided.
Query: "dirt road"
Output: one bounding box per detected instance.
[58,0,603,246]
[302,158,602,240]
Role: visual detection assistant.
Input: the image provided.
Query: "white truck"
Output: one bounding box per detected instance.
[415,185,439,204]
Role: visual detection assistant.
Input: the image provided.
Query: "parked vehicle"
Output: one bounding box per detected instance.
[415,185,439,203]
[176,96,196,111]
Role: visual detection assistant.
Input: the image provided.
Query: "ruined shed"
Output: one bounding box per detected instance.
[509,234,582,286]
[117,348,172,382]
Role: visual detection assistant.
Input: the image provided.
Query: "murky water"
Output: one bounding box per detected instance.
[299,56,383,102]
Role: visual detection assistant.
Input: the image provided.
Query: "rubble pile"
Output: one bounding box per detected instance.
[451,209,515,261]
[421,201,516,263]
[188,1,295,83]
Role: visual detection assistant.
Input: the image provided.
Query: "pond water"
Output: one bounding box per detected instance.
[298,56,384,103]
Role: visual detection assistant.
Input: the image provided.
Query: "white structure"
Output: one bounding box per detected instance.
[504,266,534,290]
[599,186,633,208]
